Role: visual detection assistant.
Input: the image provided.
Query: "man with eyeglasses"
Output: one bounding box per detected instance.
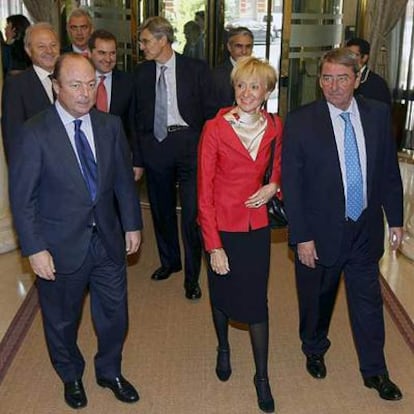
[8,53,142,409]
[211,26,254,107]
[346,37,391,106]
[282,48,403,401]
[131,16,217,300]
[62,7,93,56]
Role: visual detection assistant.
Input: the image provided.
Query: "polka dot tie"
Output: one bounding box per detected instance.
[341,112,363,221]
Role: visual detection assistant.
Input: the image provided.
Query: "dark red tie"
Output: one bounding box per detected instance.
[96,75,108,112]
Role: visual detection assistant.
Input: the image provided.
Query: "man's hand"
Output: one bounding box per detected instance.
[389,227,403,250]
[133,167,144,182]
[29,250,56,280]
[125,230,142,255]
[297,240,319,269]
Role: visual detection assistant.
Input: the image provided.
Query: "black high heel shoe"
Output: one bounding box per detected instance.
[215,347,232,381]
[253,375,275,413]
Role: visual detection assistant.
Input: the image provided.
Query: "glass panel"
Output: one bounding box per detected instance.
[282,0,343,111]
[224,0,283,112]
[161,0,207,61]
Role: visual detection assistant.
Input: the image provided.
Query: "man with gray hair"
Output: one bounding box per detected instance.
[131,16,217,300]
[212,27,254,107]
[1,22,60,156]
[62,7,93,55]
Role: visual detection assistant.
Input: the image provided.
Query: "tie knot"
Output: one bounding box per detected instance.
[48,74,54,81]
[99,75,106,82]
[74,119,82,130]
[160,65,167,73]
[340,112,351,123]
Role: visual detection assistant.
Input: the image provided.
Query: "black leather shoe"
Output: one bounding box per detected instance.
[64,379,87,409]
[215,347,231,381]
[253,375,275,413]
[97,375,139,403]
[185,283,202,300]
[151,266,182,281]
[364,374,403,401]
[306,354,326,379]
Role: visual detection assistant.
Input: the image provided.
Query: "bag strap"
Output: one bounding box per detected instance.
[265,114,278,183]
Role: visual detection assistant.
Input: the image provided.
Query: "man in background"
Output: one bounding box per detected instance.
[8,53,142,409]
[211,27,254,107]
[131,16,217,300]
[1,22,60,157]
[88,29,134,138]
[346,37,392,105]
[62,7,93,56]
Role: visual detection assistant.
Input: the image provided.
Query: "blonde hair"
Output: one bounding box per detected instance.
[231,56,277,92]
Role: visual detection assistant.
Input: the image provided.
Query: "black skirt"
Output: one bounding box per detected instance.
[207,227,271,324]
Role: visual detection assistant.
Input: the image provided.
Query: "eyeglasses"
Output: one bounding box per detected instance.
[320,74,354,86]
[138,36,157,47]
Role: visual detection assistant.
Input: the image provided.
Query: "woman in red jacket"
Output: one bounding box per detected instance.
[198,56,282,413]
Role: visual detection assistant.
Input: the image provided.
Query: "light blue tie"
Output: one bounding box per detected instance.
[154,65,168,141]
[340,112,364,221]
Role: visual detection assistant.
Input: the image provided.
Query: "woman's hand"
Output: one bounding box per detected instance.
[245,183,278,209]
[210,248,230,275]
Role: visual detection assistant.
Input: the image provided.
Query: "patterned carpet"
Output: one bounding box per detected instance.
[0,210,413,414]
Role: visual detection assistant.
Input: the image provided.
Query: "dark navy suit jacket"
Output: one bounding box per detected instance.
[1,66,52,155]
[211,58,235,108]
[108,69,134,139]
[355,67,391,106]
[282,97,403,266]
[8,106,142,274]
[130,53,217,166]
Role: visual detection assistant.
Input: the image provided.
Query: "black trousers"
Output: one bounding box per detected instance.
[295,212,387,378]
[37,231,128,383]
[143,128,201,286]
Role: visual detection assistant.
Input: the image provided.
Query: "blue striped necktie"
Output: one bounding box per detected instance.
[340,112,363,221]
[73,119,97,201]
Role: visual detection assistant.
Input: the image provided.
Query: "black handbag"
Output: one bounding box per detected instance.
[264,123,288,229]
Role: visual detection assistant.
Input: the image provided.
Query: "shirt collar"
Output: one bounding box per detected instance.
[32,64,53,80]
[156,51,175,70]
[327,97,358,119]
[95,70,112,80]
[55,100,91,127]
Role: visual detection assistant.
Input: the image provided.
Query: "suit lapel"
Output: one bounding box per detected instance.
[47,108,92,200]
[357,97,377,199]
[28,67,51,105]
[90,109,105,201]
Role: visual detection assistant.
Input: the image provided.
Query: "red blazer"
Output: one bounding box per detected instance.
[198,107,283,251]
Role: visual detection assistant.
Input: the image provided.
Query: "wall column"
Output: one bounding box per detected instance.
[0,45,18,254]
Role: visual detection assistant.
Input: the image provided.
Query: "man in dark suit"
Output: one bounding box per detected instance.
[88,29,133,138]
[131,16,217,300]
[8,53,142,409]
[1,22,59,157]
[282,48,403,401]
[346,37,392,105]
[61,7,93,56]
[211,27,254,107]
